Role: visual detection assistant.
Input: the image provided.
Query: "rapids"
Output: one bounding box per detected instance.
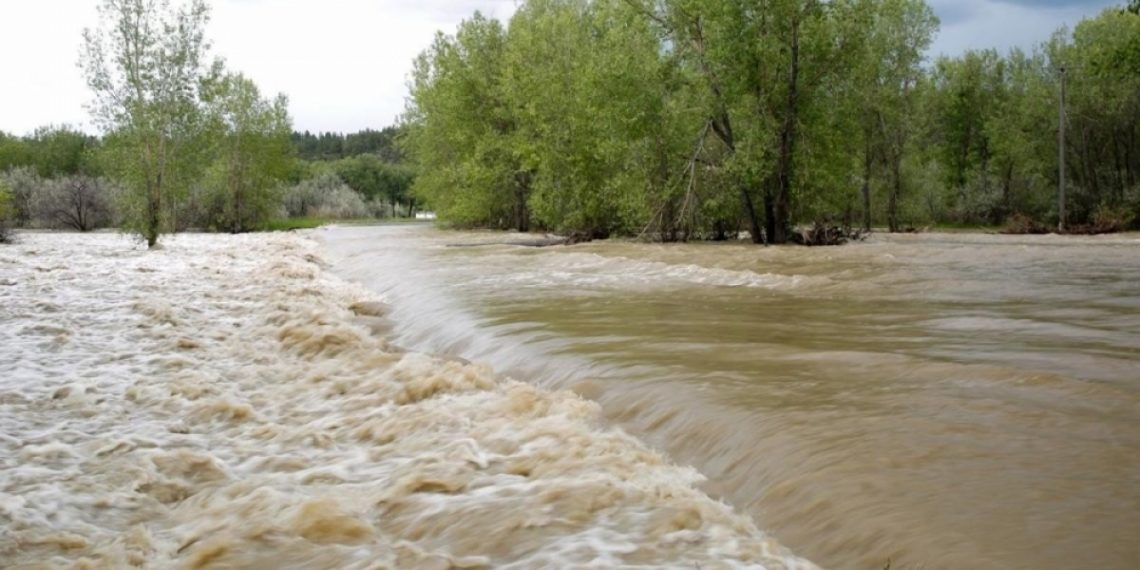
[0,232,813,569]
[323,225,1140,570]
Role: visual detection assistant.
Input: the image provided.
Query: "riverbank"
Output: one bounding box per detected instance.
[0,232,813,569]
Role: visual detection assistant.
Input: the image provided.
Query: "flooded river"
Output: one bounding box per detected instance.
[324,225,1140,570]
[2,232,810,569]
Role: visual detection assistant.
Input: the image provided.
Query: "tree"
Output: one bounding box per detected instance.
[0,167,42,227]
[201,71,293,232]
[505,0,674,236]
[405,13,531,230]
[407,0,1138,239]
[0,131,33,174]
[81,0,214,247]
[32,176,116,231]
[0,179,14,243]
[854,0,937,231]
[628,0,876,243]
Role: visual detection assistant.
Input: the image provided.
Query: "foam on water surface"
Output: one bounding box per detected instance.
[0,232,815,570]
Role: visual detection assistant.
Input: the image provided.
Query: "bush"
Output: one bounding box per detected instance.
[0,183,14,243]
[280,172,370,219]
[31,175,115,231]
[1088,204,1134,234]
[1002,212,1051,234]
[1,166,40,227]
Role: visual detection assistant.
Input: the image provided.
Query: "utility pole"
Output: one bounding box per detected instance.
[1058,65,1067,233]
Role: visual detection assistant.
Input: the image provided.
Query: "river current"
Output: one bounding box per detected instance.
[323,225,1140,570]
[1,232,810,569]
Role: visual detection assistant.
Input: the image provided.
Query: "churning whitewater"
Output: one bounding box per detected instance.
[0,232,814,569]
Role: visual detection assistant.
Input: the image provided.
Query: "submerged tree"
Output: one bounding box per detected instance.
[81,0,214,247]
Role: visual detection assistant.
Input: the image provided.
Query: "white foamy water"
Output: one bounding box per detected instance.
[0,232,815,569]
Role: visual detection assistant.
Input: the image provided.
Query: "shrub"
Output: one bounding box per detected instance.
[0,182,14,243]
[1089,204,1134,234]
[0,166,40,227]
[1002,212,1051,235]
[280,172,370,219]
[31,175,115,231]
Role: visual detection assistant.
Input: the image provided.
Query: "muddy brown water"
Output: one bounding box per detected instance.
[4,232,814,569]
[324,225,1140,570]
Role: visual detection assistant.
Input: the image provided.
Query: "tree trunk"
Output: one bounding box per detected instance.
[763,190,775,245]
[1112,129,1125,203]
[514,171,531,233]
[770,15,802,245]
[1002,162,1014,219]
[1126,126,1136,190]
[861,136,873,232]
[887,158,901,232]
[146,174,161,249]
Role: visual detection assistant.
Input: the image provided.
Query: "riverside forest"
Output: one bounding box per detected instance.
[1,1,1138,244]
[2,1,1139,570]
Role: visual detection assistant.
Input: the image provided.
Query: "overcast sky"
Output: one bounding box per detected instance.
[0,0,1120,136]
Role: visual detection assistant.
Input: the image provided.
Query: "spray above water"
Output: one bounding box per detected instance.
[0,233,816,569]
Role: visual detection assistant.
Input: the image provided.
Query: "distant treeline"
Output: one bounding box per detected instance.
[0,122,416,238]
[1,0,416,248]
[405,0,1140,241]
[291,127,403,162]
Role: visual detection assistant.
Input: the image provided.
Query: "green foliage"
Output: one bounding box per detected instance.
[0,127,99,178]
[0,167,41,227]
[0,132,34,175]
[405,12,531,230]
[404,1,1137,238]
[291,128,404,162]
[280,171,372,219]
[81,0,214,247]
[333,154,416,215]
[0,179,14,243]
[198,71,294,232]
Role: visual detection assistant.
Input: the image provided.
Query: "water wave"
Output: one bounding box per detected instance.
[0,233,815,569]
[456,251,821,292]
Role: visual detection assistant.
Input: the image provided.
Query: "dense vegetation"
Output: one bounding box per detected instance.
[1,0,1134,246]
[0,124,417,239]
[291,128,403,162]
[0,0,416,246]
[405,0,1140,242]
